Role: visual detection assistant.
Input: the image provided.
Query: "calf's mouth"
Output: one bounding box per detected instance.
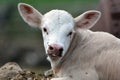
[47,48,63,60]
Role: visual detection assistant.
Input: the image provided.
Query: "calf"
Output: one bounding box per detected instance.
[18,3,120,80]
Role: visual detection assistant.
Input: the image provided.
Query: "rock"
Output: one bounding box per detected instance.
[0,62,23,80]
[11,69,54,80]
[0,62,54,80]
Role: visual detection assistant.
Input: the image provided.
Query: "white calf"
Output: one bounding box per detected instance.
[18,3,120,80]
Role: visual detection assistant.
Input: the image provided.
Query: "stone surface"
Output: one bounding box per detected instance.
[0,62,23,80]
[0,62,53,80]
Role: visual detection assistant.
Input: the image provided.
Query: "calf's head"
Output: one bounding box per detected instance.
[18,3,101,65]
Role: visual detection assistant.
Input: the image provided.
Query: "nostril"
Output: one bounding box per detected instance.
[49,46,54,50]
[59,48,63,53]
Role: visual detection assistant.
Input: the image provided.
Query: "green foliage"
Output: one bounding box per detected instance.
[0,0,98,5]
[19,0,98,3]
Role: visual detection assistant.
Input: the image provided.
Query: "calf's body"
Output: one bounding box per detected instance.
[53,30,120,80]
[18,3,120,80]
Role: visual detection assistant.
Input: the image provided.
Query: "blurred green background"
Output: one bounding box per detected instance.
[0,0,99,72]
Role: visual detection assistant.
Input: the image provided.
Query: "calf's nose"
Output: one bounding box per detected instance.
[48,44,63,53]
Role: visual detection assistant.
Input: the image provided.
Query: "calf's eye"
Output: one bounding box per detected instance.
[43,28,47,32]
[43,28,48,34]
[67,31,72,37]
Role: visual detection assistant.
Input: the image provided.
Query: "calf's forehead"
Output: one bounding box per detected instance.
[41,10,74,30]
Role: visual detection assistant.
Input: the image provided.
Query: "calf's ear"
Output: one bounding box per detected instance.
[74,10,101,30]
[18,3,43,28]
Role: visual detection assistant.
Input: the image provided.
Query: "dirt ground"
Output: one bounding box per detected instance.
[0,62,54,80]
